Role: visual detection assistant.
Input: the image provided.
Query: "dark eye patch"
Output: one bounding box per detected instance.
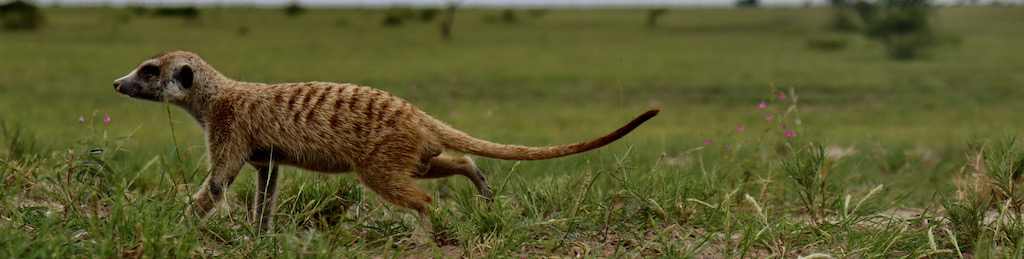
[139,65,160,78]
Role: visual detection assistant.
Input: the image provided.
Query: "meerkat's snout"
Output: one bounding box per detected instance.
[113,78,133,96]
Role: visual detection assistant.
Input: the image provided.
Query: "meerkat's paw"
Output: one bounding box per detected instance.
[395,229,435,248]
[462,156,493,199]
[474,167,493,199]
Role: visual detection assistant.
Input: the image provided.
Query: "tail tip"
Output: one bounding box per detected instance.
[643,109,661,118]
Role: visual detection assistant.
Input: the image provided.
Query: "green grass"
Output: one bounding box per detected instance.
[2,6,1024,257]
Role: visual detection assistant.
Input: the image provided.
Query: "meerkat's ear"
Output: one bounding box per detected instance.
[177,65,194,89]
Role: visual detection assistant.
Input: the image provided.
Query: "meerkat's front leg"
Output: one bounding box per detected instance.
[187,141,247,218]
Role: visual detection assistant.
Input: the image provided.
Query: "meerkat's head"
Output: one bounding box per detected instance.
[114,50,218,104]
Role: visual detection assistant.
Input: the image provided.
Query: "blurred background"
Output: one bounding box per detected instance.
[2,0,1024,256]
[2,0,1023,155]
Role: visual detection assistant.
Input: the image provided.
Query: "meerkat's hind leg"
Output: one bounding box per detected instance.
[416,154,492,198]
[252,165,281,231]
[358,164,437,246]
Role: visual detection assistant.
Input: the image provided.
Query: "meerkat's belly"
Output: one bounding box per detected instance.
[247,145,356,173]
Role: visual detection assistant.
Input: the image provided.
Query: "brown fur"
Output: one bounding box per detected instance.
[113,50,659,244]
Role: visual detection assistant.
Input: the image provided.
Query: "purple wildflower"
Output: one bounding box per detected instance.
[737,125,745,132]
[779,92,787,100]
[103,115,111,123]
[758,101,767,109]
[765,114,773,120]
[785,132,796,138]
[704,139,712,146]
[78,116,84,123]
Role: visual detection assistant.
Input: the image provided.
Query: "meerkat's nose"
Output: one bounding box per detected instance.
[113,81,121,91]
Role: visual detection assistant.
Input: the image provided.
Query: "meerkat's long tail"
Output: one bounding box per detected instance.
[434,109,660,161]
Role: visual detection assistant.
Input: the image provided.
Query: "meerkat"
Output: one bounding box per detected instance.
[113,50,659,245]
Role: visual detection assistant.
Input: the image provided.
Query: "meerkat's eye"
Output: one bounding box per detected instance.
[139,65,160,78]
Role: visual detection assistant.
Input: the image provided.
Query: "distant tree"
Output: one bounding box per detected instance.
[826,0,938,59]
[736,0,760,7]
[864,0,935,59]
[153,6,199,22]
[439,0,463,40]
[0,0,45,31]
[500,9,516,23]
[283,1,305,18]
[645,8,667,28]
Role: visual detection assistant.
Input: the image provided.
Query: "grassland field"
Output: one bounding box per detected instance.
[2,6,1024,258]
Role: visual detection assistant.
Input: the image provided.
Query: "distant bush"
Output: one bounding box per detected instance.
[827,11,858,32]
[646,8,667,27]
[805,34,849,51]
[526,9,547,18]
[153,6,199,21]
[236,25,249,36]
[381,8,414,27]
[283,1,305,18]
[382,12,404,27]
[335,18,350,27]
[126,5,147,16]
[482,9,517,24]
[419,9,438,22]
[0,0,45,31]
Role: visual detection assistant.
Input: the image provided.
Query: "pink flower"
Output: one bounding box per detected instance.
[758,101,767,109]
[765,114,773,120]
[779,92,786,100]
[704,139,711,145]
[78,116,84,123]
[737,125,745,132]
[410,84,419,92]
[785,132,796,138]
[724,145,730,151]
[451,76,458,83]
[782,124,788,130]
[103,115,111,123]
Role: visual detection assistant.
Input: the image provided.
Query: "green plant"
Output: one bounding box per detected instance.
[980,137,1024,212]
[1,120,40,160]
[785,143,841,224]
